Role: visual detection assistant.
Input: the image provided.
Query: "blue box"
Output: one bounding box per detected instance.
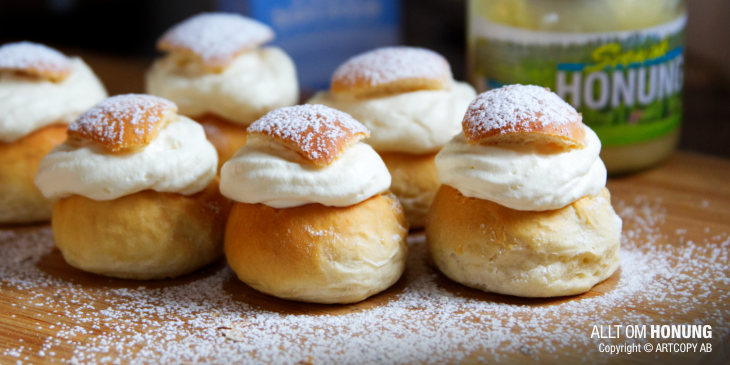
[217,0,401,95]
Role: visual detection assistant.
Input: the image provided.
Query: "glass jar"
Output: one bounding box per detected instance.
[468,0,687,174]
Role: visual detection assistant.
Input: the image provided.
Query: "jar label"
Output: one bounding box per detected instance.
[470,15,686,146]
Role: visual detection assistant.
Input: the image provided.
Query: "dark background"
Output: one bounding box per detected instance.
[1,0,728,159]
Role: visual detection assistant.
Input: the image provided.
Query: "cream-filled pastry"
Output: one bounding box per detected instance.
[35,94,229,280]
[0,41,107,224]
[308,46,476,228]
[427,84,621,298]
[146,12,298,169]
[221,104,408,304]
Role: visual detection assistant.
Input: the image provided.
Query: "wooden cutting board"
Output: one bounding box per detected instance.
[1,151,729,364]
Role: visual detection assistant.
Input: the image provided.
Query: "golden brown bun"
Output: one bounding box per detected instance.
[379,151,439,229]
[462,85,586,150]
[67,94,177,153]
[331,47,452,98]
[195,114,248,171]
[427,185,621,297]
[0,124,67,223]
[0,42,72,82]
[52,180,231,279]
[225,193,408,304]
[247,104,369,167]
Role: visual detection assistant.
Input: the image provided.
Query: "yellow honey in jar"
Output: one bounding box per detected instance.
[468,0,687,173]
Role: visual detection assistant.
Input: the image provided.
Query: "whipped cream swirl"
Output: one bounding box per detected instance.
[220,135,391,208]
[35,116,217,200]
[146,47,298,126]
[0,58,107,143]
[308,81,476,153]
[435,125,607,211]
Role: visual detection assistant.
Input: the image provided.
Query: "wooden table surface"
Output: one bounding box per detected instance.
[1,151,729,364]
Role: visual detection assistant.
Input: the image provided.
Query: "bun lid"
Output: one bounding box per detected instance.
[67,94,177,153]
[462,85,586,150]
[331,46,452,98]
[247,104,370,167]
[157,12,274,71]
[0,41,72,82]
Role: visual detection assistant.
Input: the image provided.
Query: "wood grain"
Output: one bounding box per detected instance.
[1,152,729,364]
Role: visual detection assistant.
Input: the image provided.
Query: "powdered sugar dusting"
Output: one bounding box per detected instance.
[68,94,176,151]
[332,47,451,90]
[248,104,369,165]
[0,41,71,81]
[158,12,274,68]
[463,84,580,140]
[1,195,728,363]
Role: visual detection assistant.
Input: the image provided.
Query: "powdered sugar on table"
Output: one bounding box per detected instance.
[1,193,728,364]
